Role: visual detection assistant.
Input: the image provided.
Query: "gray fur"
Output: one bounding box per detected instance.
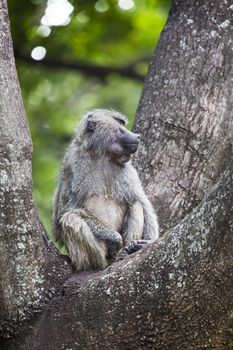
[53,109,159,271]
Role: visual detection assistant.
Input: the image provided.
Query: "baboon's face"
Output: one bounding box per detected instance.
[108,124,140,164]
[81,110,140,164]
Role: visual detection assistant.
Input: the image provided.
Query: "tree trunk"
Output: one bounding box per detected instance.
[134,0,233,232]
[1,0,233,349]
[0,0,71,339]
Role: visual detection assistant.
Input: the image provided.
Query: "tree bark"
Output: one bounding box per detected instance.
[0,0,71,339]
[1,0,233,349]
[12,160,233,350]
[134,0,233,232]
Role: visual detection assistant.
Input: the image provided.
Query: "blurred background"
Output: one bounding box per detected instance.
[8,0,171,234]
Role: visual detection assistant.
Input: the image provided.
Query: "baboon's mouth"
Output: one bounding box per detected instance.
[112,153,131,165]
[110,141,138,164]
[119,154,131,163]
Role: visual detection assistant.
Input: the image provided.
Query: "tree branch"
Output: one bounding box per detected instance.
[0,0,72,337]
[14,48,145,82]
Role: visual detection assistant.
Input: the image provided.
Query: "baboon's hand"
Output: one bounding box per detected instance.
[125,239,150,254]
[116,239,151,261]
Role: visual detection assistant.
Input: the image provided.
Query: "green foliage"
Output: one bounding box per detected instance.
[8,0,171,234]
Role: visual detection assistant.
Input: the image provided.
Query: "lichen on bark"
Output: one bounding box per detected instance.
[1,0,233,348]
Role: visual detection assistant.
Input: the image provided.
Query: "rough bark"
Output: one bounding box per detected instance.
[1,0,233,349]
[12,160,233,350]
[0,0,71,338]
[134,0,233,232]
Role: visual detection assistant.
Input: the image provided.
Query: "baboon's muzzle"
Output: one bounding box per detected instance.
[119,129,140,155]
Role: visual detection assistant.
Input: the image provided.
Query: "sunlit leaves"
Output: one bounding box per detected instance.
[41,0,74,27]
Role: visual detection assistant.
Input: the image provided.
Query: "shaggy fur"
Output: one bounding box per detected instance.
[53,109,159,270]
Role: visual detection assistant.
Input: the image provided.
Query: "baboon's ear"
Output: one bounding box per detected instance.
[87,115,96,131]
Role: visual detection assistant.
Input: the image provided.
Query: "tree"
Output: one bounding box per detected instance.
[1,0,233,349]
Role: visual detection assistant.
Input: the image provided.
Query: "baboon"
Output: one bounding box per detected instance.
[53,109,159,271]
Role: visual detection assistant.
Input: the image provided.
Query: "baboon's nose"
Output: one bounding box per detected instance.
[132,133,140,145]
[130,144,138,153]
[119,129,140,154]
[128,133,140,152]
[126,137,140,154]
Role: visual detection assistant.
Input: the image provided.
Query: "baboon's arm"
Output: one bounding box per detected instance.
[140,196,159,241]
[122,201,144,243]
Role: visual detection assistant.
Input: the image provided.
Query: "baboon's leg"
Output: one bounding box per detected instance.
[80,210,123,259]
[60,209,107,271]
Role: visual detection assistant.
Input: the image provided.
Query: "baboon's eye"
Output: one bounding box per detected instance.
[114,117,125,126]
[87,120,96,131]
